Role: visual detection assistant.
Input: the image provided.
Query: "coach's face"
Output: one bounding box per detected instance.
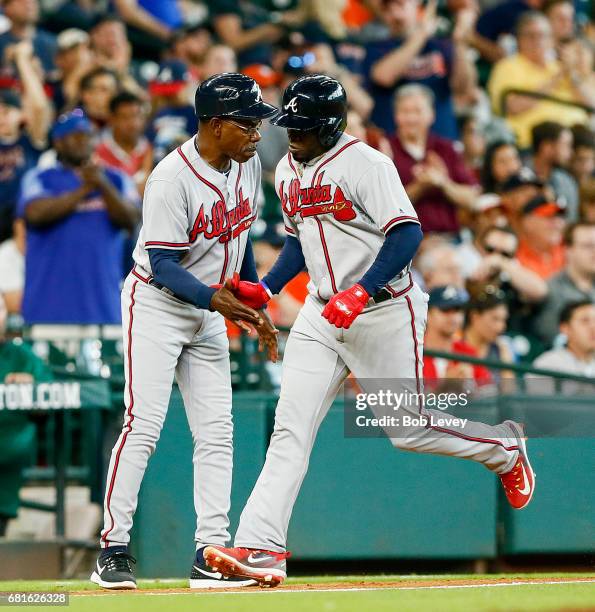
[214,117,263,163]
[287,128,326,163]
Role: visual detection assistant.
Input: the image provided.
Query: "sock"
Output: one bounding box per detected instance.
[100,545,127,558]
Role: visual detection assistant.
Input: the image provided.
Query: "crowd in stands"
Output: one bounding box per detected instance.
[0,0,594,388]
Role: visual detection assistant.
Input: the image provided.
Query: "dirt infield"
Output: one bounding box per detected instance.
[71,576,595,596]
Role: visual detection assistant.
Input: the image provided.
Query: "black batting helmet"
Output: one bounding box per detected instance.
[271,75,347,148]
[194,73,278,120]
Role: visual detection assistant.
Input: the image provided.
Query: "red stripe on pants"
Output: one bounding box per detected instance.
[101,279,138,545]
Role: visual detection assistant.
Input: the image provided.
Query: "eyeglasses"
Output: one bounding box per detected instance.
[484,245,515,258]
[223,119,262,136]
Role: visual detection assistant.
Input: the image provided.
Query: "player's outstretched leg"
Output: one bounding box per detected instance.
[189,546,257,589]
[90,547,136,590]
[345,285,537,510]
[498,421,535,509]
[203,546,290,588]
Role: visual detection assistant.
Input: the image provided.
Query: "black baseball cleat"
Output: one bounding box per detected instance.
[90,550,137,590]
[189,547,257,589]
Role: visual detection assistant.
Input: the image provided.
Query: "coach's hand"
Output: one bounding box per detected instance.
[210,278,263,330]
[322,284,369,329]
[255,309,279,363]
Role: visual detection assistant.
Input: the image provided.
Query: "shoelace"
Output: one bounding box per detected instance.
[103,552,137,573]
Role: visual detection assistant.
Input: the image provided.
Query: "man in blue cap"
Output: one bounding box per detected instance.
[17,109,141,324]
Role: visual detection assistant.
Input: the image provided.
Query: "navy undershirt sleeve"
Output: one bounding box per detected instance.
[148,248,216,310]
[262,235,306,295]
[358,222,423,296]
[239,239,259,283]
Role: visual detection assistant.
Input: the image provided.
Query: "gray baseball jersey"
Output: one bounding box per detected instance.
[100,136,262,551]
[276,133,419,300]
[133,136,261,284]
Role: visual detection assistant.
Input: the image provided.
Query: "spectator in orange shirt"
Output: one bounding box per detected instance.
[516,195,566,279]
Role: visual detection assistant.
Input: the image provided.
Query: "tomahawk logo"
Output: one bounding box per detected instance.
[284,96,298,113]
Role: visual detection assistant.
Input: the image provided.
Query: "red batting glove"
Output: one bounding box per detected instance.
[212,273,271,309]
[235,279,272,309]
[322,284,369,329]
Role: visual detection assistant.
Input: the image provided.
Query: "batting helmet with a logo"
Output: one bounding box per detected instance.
[272,75,347,148]
[194,73,278,120]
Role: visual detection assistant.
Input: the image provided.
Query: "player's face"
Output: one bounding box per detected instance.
[287,128,326,163]
[219,118,263,162]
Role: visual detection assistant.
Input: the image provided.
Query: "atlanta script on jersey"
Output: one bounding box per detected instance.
[276,133,420,301]
[133,136,261,285]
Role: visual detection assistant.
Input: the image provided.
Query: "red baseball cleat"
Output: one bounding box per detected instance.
[500,421,536,509]
[203,546,291,588]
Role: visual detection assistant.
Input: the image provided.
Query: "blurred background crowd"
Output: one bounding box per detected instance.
[0,0,594,390]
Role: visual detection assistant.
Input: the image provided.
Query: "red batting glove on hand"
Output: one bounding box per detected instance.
[322,284,369,329]
[235,279,272,309]
[214,272,272,309]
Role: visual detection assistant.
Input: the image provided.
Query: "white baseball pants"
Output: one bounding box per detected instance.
[234,284,520,552]
[100,272,234,549]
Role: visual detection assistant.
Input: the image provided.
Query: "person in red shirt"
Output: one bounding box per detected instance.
[389,84,480,235]
[423,285,493,386]
[95,91,152,197]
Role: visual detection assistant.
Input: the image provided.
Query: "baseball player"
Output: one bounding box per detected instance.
[91,73,278,590]
[204,75,536,587]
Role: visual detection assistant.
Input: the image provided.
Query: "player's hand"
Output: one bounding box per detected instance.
[210,278,263,328]
[254,309,279,363]
[322,284,369,329]
[213,273,272,310]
